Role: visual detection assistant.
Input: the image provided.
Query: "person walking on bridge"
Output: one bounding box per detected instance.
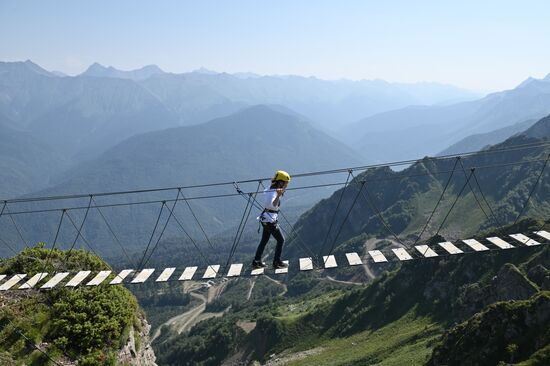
[252,170,290,270]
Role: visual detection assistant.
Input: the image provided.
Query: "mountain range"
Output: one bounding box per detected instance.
[1,60,550,365]
[0,60,179,167]
[0,60,482,198]
[341,74,550,162]
[2,59,550,263]
[82,62,479,128]
[438,118,537,156]
[0,115,70,197]
[290,113,550,260]
[0,105,362,258]
[82,62,165,80]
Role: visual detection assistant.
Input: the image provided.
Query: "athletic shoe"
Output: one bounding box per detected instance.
[252,259,267,269]
[273,261,288,269]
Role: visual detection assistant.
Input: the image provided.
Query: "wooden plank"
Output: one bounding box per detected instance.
[203,265,220,279]
[486,237,514,249]
[509,233,540,246]
[131,269,155,284]
[299,257,314,271]
[438,242,463,254]
[20,273,48,289]
[0,274,6,283]
[179,266,198,281]
[345,252,363,266]
[250,267,265,276]
[156,267,176,282]
[392,248,413,261]
[368,250,388,263]
[322,255,338,268]
[533,230,550,241]
[65,271,92,287]
[415,245,438,257]
[274,260,289,274]
[462,239,489,251]
[227,264,243,277]
[0,274,27,291]
[86,271,112,286]
[41,272,69,289]
[110,269,133,285]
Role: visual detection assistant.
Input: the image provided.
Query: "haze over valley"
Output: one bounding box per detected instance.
[1,2,550,365]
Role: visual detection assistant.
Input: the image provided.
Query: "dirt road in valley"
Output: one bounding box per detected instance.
[325,275,364,286]
[151,238,402,343]
[246,278,255,301]
[246,274,288,301]
[150,281,228,343]
[264,274,288,296]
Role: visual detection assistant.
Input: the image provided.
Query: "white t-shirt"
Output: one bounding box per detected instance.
[259,188,280,223]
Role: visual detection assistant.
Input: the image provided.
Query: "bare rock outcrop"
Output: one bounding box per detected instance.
[118,317,157,366]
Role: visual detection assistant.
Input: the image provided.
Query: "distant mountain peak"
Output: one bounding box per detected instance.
[4,59,54,76]
[517,77,537,88]
[517,73,550,88]
[81,63,164,80]
[0,60,51,76]
[141,64,163,72]
[84,62,107,72]
[192,67,219,75]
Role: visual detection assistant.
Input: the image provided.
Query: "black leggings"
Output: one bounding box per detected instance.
[254,222,285,262]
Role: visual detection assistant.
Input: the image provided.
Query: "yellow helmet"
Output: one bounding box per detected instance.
[273,170,291,182]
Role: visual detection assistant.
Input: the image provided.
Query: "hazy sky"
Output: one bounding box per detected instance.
[1,0,549,92]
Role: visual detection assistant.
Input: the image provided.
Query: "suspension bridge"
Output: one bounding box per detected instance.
[1,140,549,292]
[0,230,548,291]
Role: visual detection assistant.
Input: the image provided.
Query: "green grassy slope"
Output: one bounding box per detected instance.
[289,128,550,260]
[287,310,441,366]
[142,217,548,365]
[429,292,550,366]
[247,220,549,364]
